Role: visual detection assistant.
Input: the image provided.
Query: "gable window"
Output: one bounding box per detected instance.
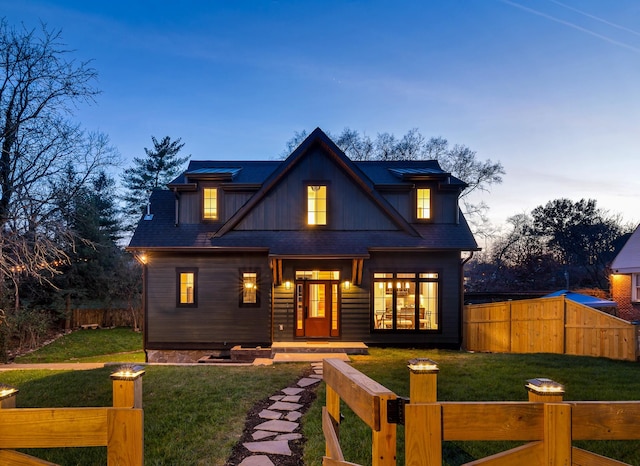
[633,273,640,302]
[416,188,431,220]
[203,188,218,220]
[307,185,327,225]
[241,271,260,307]
[177,268,198,307]
[372,272,439,331]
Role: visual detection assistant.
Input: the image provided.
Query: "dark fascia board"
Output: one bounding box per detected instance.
[125,246,271,253]
[214,127,420,238]
[220,183,262,192]
[167,183,198,192]
[269,253,371,260]
[368,246,482,252]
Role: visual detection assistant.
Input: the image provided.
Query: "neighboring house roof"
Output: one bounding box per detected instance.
[611,224,640,273]
[128,128,479,254]
[543,290,617,308]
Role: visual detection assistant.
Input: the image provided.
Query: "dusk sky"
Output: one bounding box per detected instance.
[4,0,639,233]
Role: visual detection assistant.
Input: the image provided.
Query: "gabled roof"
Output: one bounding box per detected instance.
[611,224,640,273]
[128,128,479,254]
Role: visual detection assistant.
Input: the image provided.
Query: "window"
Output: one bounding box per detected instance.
[203,188,218,220]
[633,273,640,302]
[372,272,439,331]
[241,271,260,306]
[416,188,431,220]
[176,268,198,307]
[307,185,327,225]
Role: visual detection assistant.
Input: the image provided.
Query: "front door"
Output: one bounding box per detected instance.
[296,280,339,338]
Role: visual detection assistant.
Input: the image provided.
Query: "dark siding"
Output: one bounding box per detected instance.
[178,191,199,224]
[236,147,398,231]
[272,285,295,342]
[145,252,271,348]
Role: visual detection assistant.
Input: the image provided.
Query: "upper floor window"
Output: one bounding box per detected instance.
[307,185,327,225]
[177,268,198,307]
[203,188,218,220]
[416,188,431,220]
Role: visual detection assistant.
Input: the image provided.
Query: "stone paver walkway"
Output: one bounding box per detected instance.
[235,362,324,466]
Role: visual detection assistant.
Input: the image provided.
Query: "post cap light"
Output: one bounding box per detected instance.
[284,281,292,290]
[408,358,439,374]
[343,281,351,290]
[525,378,565,395]
[0,384,18,400]
[110,364,146,381]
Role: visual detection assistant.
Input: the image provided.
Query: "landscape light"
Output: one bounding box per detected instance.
[0,384,18,400]
[525,378,565,396]
[284,281,292,290]
[407,358,439,374]
[343,281,351,290]
[110,364,146,381]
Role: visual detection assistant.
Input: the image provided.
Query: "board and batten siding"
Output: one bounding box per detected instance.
[145,252,271,348]
[236,147,398,231]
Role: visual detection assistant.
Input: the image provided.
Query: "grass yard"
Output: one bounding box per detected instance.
[303,348,640,466]
[4,332,640,465]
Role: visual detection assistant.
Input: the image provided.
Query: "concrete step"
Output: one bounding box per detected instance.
[270,341,368,355]
[272,352,350,363]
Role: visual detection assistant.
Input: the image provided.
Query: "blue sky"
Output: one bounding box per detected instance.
[4,0,640,232]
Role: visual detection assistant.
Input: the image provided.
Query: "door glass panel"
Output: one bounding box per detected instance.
[296,284,304,330]
[419,281,438,329]
[396,280,415,329]
[309,284,326,318]
[332,284,338,331]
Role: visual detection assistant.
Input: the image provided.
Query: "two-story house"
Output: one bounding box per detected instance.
[127,128,479,362]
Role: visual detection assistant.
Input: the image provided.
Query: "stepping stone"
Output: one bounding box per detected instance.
[281,387,304,395]
[309,374,323,379]
[281,395,301,403]
[268,401,303,411]
[239,455,275,466]
[275,433,302,441]
[285,411,302,421]
[258,409,282,420]
[311,362,323,368]
[254,419,299,433]
[297,377,321,387]
[314,369,323,374]
[252,430,277,440]
[244,440,292,456]
[269,395,284,401]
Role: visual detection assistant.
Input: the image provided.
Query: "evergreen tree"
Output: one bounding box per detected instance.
[121,136,189,230]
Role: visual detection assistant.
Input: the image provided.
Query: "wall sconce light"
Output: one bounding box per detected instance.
[135,252,148,265]
[110,364,146,381]
[0,383,18,400]
[525,378,564,396]
[284,281,292,290]
[343,281,351,290]
[407,358,439,374]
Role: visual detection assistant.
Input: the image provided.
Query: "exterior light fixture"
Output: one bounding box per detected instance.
[407,358,439,374]
[344,281,351,290]
[284,281,292,290]
[135,252,148,265]
[0,384,18,400]
[525,378,565,402]
[110,364,146,381]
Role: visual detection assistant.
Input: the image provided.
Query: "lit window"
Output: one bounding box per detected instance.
[307,185,327,225]
[203,188,218,220]
[242,272,258,305]
[372,272,438,331]
[177,269,197,307]
[417,188,431,220]
[633,273,640,302]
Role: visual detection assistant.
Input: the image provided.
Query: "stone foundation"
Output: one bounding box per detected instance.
[146,349,223,364]
[146,347,273,364]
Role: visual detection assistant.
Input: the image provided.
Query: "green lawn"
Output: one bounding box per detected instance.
[4,332,640,465]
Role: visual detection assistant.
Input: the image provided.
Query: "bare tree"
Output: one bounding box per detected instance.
[0,19,117,309]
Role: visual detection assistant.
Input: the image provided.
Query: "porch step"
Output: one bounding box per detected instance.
[272,352,350,363]
[270,341,368,356]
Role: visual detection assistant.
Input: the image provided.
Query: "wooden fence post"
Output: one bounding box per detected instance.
[372,393,397,466]
[111,365,145,408]
[326,384,341,458]
[544,403,571,465]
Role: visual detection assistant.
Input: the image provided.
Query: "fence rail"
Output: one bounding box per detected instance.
[464,296,638,361]
[0,367,144,465]
[322,357,640,466]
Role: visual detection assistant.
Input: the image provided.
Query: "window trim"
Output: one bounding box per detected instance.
[176,268,198,308]
[305,181,329,227]
[415,187,432,221]
[240,269,260,307]
[633,273,640,302]
[371,271,441,332]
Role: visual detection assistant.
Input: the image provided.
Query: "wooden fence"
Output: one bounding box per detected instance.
[0,367,144,465]
[463,296,638,361]
[69,308,140,329]
[322,357,640,466]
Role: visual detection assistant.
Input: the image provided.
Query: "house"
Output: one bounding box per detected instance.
[610,224,640,321]
[127,128,479,362]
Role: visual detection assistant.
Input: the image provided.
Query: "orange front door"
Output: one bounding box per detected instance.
[304,282,330,337]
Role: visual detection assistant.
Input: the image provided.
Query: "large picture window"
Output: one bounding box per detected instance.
[176,268,198,307]
[307,185,327,225]
[372,272,439,331]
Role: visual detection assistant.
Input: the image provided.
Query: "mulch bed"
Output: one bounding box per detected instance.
[225,369,319,466]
